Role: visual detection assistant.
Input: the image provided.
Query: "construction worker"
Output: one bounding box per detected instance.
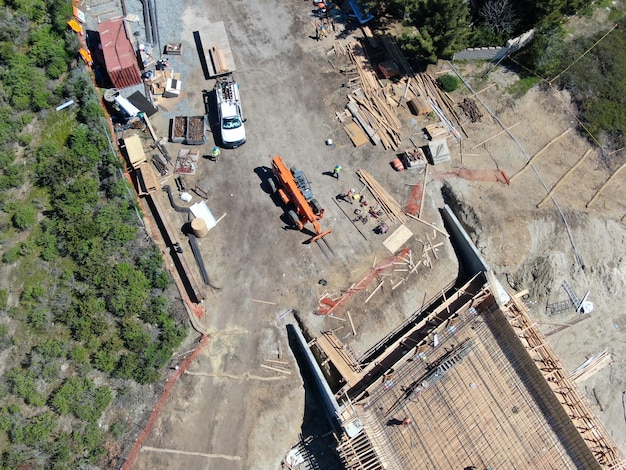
[211,146,221,161]
[333,164,342,179]
[346,188,356,204]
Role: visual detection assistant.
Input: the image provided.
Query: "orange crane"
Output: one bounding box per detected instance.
[269,156,332,245]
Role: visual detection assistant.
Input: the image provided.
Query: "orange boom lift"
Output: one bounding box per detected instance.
[269,156,332,245]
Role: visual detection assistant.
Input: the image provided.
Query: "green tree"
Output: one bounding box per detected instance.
[35,338,66,359]
[0,289,8,310]
[121,318,151,352]
[11,411,57,448]
[51,376,112,423]
[559,24,626,149]
[401,0,471,62]
[28,25,68,79]
[115,352,139,379]
[12,203,36,230]
[6,367,45,406]
[437,74,460,92]
[105,262,150,318]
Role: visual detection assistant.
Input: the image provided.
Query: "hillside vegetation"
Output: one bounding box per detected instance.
[365,0,626,150]
[0,1,187,467]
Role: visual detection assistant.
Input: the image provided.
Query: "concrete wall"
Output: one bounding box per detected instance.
[452,29,534,61]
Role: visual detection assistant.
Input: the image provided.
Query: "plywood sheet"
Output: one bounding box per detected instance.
[344,121,369,147]
[124,134,147,169]
[383,224,413,253]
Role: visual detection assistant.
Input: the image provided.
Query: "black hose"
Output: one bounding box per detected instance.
[163,185,191,213]
[187,233,220,289]
[151,0,162,57]
[148,0,159,52]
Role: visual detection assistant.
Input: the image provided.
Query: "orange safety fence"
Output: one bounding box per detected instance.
[405,183,423,216]
[121,335,210,469]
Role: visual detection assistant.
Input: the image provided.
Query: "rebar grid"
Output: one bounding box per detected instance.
[345,304,580,469]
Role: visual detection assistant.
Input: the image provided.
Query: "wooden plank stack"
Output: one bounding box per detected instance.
[333,42,403,150]
[569,350,613,383]
[209,47,228,75]
[357,169,407,223]
[409,72,467,138]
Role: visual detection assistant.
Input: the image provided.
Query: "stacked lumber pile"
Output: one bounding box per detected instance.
[357,169,407,223]
[425,122,452,140]
[331,42,403,150]
[209,47,229,75]
[410,72,466,138]
[569,350,614,383]
[331,42,466,148]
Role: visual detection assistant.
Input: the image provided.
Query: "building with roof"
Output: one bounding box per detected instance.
[98,17,142,89]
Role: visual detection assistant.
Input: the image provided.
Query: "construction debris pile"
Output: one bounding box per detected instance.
[459,97,482,122]
[332,37,466,150]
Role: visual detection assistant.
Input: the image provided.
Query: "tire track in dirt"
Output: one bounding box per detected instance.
[140,446,241,461]
[185,371,286,381]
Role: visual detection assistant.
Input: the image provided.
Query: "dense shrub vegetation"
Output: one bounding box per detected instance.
[366,0,601,61]
[0,0,188,467]
[513,16,626,150]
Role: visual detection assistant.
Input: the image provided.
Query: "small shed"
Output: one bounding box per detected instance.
[99,17,141,89]
[123,134,147,169]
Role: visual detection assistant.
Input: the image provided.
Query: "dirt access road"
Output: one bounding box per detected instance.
[132,0,457,469]
[131,0,626,469]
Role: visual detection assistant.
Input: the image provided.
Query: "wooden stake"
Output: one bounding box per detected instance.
[347,311,357,336]
[365,280,384,303]
[427,234,438,260]
[538,149,592,207]
[410,259,422,273]
[260,364,291,375]
[265,359,288,365]
[252,299,276,305]
[470,121,521,150]
[405,212,450,238]
[587,160,626,208]
[215,213,228,225]
[470,83,495,98]
[510,128,571,183]
[328,314,346,322]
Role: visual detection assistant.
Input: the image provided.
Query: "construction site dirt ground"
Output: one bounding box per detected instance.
[129,0,626,468]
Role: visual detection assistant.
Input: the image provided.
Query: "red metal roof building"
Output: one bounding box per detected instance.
[98,17,141,89]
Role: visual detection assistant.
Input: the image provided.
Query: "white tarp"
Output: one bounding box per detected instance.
[190,201,217,230]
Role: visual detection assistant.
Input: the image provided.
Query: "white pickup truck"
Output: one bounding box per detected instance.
[215,78,246,148]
